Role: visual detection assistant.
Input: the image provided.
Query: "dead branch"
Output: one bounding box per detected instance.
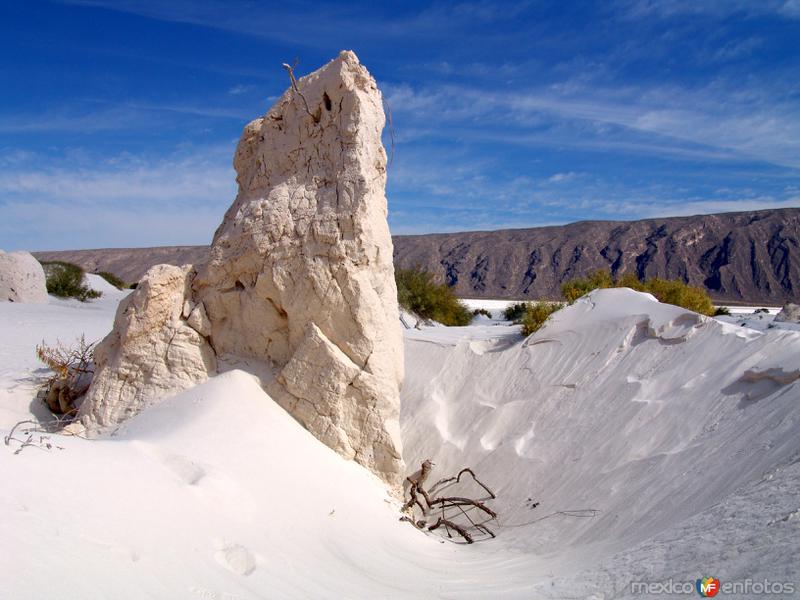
[429,467,497,500]
[402,458,434,512]
[4,420,68,455]
[401,460,498,544]
[281,62,319,123]
[427,496,497,519]
[428,517,473,544]
[4,417,89,455]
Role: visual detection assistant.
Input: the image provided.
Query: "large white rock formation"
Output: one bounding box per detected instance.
[79,51,405,487]
[0,250,48,303]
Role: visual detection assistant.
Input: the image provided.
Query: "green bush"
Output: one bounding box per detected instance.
[560,269,715,316]
[714,306,731,316]
[40,261,101,302]
[473,308,492,318]
[616,271,647,292]
[395,267,472,326]
[561,269,614,303]
[518,301,565,336]
[503,302,530,321]
[97,271,126,290]
[643,278,715,316]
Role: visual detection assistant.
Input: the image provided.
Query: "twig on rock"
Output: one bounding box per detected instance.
[282,62,320,123]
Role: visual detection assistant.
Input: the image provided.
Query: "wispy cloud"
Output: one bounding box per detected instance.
[384,78,800,169]
[549,172,580,183]
[597,196,800,220]
[617,0,800,20]
[57,0,532,49]
[0,145,236,250]
[227,84,254,96]
[0,98,249,135]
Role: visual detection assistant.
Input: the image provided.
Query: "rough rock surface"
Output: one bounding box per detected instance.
[79,51,405,486]
[80,264,217,426]
[0,250,48,303]
[774,303,800,323]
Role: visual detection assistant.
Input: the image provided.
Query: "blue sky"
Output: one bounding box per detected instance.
[1,0,799,250]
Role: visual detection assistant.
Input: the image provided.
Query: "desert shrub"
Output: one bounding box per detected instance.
[473,308,492,318]
[561,269,614,303]
[714,306,731,316]
[503,302,530,321]
[616,271,647,291]
[518,301,564,336]
[97,270,126,289]
[644,278,714,316]
[560,269,715,316]
[40,261,101,301]
[395,267,472,326]
[755,308,770,314]
[35,335,95,416]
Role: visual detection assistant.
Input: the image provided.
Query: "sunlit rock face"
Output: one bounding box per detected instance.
[79,51,405,488]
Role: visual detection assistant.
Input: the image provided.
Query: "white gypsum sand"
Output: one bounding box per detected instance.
[0,286,798,598]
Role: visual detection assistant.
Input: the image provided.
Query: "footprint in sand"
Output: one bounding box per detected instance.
[214,544,256,576]
[131,442,206,486]
[161,453,206,485]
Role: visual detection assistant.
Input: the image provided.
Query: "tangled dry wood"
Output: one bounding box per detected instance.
[400,460,498,544]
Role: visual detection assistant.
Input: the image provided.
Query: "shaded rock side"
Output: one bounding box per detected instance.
[78,52,404,487]
[0,250,48,303]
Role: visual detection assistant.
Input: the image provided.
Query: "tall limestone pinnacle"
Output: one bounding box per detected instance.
[78,51,405,487]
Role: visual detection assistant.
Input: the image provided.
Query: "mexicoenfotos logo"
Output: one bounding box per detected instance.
[696,577,720,597]
[630,577,795,595]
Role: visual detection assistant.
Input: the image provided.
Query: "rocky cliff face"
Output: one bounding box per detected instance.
[393,208,800,303]
[77,51,405,487]
[35,209,800,305]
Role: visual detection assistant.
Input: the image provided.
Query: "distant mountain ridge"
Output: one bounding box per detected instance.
[34,208,800,304]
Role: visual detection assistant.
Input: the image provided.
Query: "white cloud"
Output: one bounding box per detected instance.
[0,98,248,135]
[548,172,579,183]
[0,145,237,250]
[385,80,800,169]
[618,0,800,20]
[781,0,800,17]
[591,196,800,220]
[228,84,254,95]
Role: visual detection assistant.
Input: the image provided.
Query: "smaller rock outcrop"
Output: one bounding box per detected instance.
[0,250,48,303]
[774,303,800,324]
[80,264,216,427]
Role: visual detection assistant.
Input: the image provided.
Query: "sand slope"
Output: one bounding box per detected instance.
[1,288,798,598]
